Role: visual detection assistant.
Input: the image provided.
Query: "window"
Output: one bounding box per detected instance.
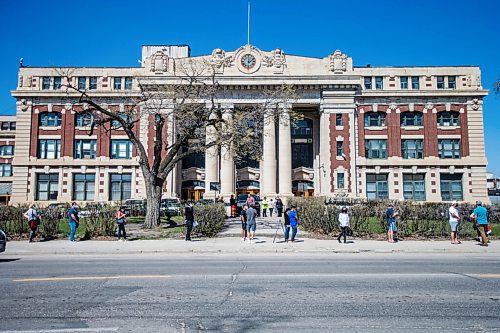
[53,77,62,90]
[366,174,388,199]
[336,141,344,157]
[38,139,61,159]
[36,173,59,201]
[411,76,420,89]
[437,76,445,89]
[39,112,62,127]
[438,139,461,159]
[0,164,12,177]
[400,76,408,89]
[124,77,133,90]
[78,77,86,90]
[375,76,383,90]
[337,172,345,189]
[403,174,426,201]
[0,145,14,156]
[400,112,423,126]
[89,77,98,90]
[365,139,387,159]
[437,111,460,127]
[113,77,122,90]
[74,140,97,159]
[1,122,8,130]
[448,76,456,89]
[336,114,343,126]
[364,77,372,89]
[402,139,424,159]
[291,119,313,136]
[291,144,313,168]
[75,113,94,127]
[73,173,95,201]
[364,112,386,127]
[111,140,132,159]
[42,77,51,90]
[110,173,132,201]
[440,174,463,201]
[111,114,130,129]
[9,122,16,130]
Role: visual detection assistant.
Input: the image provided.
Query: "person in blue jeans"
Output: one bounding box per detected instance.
[289,205,299,242]
[473,201,489,246]
[283,207,291,242]
[68,202,80,242]
[386,203,398,243]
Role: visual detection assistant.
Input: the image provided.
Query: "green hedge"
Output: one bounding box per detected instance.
[288,197,499,238]
[193,203,226,238]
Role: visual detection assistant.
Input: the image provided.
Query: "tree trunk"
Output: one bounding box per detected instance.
[144,179,163,229]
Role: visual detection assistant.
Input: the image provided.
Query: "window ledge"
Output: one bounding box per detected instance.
[438,126,460,130]
[336,156,346,161]
[39,126,62,131]
[335,126,344,131]
[364,126,386,131]
[401,126,423,131]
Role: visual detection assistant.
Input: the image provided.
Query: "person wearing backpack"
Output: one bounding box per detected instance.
[115,206,127,241]
[24,204,40,243]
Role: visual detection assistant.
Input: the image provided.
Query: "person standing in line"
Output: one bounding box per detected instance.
[68,202,80,242]
[269,198,275,217]
[386,203,398,243]
[185,201,194,241]
[24,204,40,243]
[115,206,127,241]
[473,201,489,246]
[337,207,350,244]
[283,207,291,243]
[230,194,236,218]
[275,197,284,217]
[240,204,248,241]
[289,205,299,242]
[246,193,255,207]
[448,201,461,244]
[245,204,258,244]
[261,197,268,217]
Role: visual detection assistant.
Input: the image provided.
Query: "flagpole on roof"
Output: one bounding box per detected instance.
[247,0,251,45]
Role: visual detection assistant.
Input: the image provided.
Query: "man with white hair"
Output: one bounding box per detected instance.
[448,201,461,244]
[473,201,489,247]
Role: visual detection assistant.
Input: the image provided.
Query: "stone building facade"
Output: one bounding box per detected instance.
[9,44,489,204]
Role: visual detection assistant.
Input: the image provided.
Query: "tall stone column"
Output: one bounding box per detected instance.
[220,106,235,200]
[278,110,292,196]
[204,112,219,200]
[261,111,277,197]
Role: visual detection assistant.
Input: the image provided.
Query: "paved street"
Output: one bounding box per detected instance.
[1,253,499,332]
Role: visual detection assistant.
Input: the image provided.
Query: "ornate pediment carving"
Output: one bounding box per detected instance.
[211,48,233,74]
[329,50,348,73]
[262,48,286,74]
[150,51,170,73]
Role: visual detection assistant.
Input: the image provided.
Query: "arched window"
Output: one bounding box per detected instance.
[364,112,386,127]
[437,111,460,127]
[400,112,423,126]
[39,112,62,127]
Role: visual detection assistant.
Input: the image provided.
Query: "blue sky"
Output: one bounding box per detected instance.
[0,0,498,173]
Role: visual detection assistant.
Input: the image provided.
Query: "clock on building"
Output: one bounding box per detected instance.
[241,53,256,69]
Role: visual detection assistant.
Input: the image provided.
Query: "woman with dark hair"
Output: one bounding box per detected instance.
[115,206,127,241]
[185,201,194,241]
[337,207,350,244]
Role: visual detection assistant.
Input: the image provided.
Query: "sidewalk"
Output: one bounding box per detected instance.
[4,237,497,256]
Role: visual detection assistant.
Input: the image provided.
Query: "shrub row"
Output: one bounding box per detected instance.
[193,203,226,238]
[288,197,499,238]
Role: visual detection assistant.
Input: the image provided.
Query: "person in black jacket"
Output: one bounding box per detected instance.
[185,202,194,241]
[283,207,291,243]
[276,197,284,217]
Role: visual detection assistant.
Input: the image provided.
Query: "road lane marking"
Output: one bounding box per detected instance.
[13,275,171,282]
[472,274,500,278]
[0,328,119,333]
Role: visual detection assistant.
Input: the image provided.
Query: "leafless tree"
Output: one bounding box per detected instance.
[60,60,297,228]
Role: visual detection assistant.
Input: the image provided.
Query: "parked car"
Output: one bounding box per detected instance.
[121,198,147,216]
[160,198,181,216]
[0,229,6,253]
[236,194,261,216]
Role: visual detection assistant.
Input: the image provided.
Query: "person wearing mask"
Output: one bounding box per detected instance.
[24,204,40,243]
[68,202,80,242]
[115,206,127,241]
[473,201,489,247]
[245,204,258,244]
[448,201,461,244]
[240,204,248,241]
[185,201,194,241]
[283,207,291,243]
[275,197,284,217]
[289,205,299,242]
[261,197,269,217]
[337,207,350,244]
